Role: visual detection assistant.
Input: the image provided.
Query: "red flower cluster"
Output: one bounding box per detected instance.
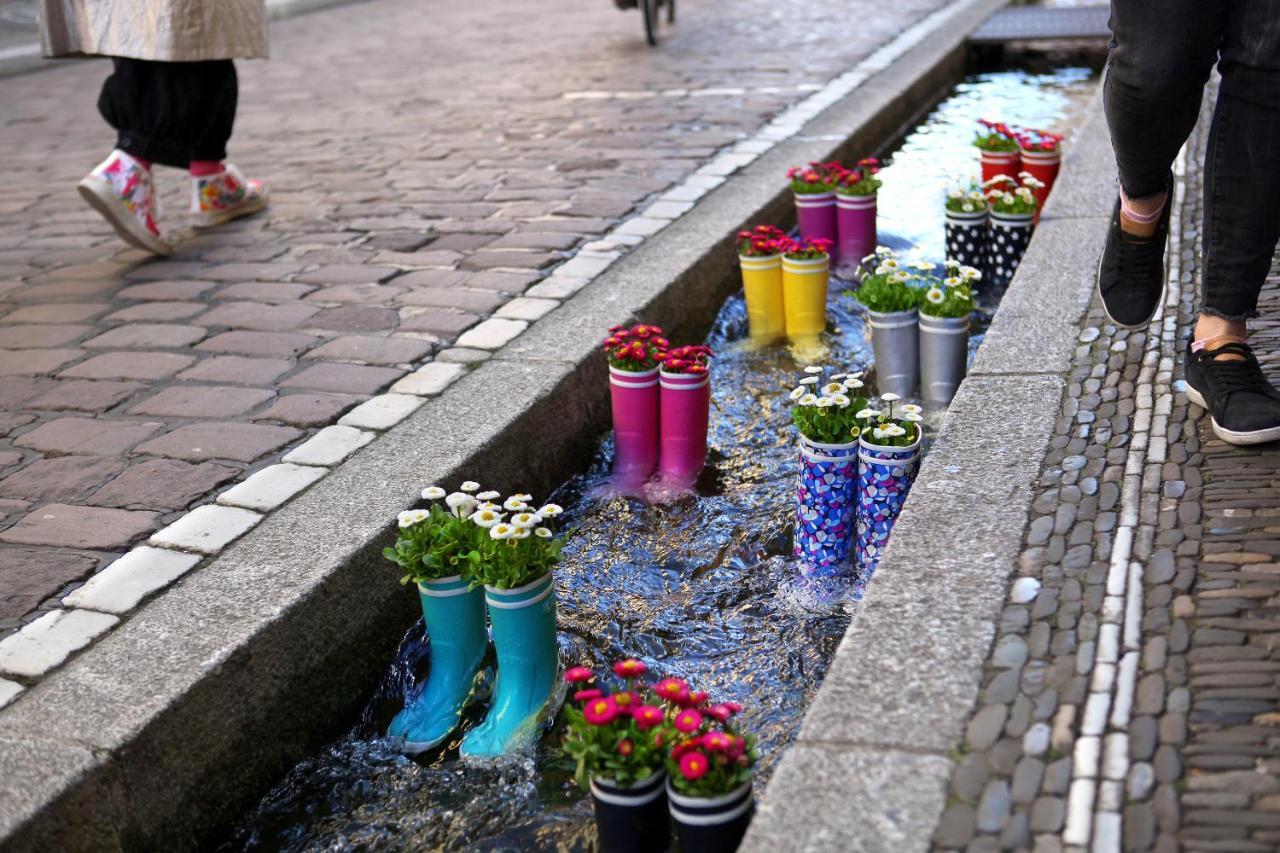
[776,235,833,260]
[1016,126,1064,152]
[601,324,670,371]
[662,344,712,376]
[737,224,787,257]
[787,158,882,194]
[977,119,1064,152]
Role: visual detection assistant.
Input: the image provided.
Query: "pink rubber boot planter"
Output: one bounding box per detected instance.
[609,366,660,495]
[794,191,839,265]
[654,369,710,497]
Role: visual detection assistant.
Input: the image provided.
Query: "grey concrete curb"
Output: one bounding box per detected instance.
[0,0,366,78]
[0,0,1008,848]
[740,89,1116,852]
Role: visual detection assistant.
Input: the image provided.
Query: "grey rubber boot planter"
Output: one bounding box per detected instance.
[918,312,970,407]
[866,307,919,398]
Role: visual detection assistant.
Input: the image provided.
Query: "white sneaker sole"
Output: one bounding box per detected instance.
[192,191,269,228]
[77,174,171,256]
[1184,384,1280,445]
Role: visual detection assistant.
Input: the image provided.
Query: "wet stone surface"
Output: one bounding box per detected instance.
[934,82,1280,852]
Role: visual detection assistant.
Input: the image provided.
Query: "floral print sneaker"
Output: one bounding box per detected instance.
[77,149,171,256]
[191,164,269,227]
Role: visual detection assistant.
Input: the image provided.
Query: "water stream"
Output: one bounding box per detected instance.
[222,63,1099,852]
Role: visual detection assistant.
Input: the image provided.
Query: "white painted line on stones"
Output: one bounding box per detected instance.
[338,393,424,430]
[1063,778,1096,846]
[216,463,329,512]
[283,425,375,466]
[0,609,119,678]
[63,546,202,614]
[0,678,22,709]
[390,361,466,396]
[150,504,262,555]
[1124,562,1144,651]
[454,318,528,350]
[495,297,560,322]
[1110,651,1139,729]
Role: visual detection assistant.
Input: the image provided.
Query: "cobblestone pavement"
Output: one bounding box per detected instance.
[0,0,952,645]
[933,83,1280,852]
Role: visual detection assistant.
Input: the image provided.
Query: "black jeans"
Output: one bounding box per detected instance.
[1105,0,1280,320]
[98,58,238,170]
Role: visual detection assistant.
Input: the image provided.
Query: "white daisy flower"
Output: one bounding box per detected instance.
[511,527,532,540]
[477,490,500,501]
[477,501,501,512]
[880,392,901,403]
[799,393,819,406]
[912,260,934,271]
[829,372,847,381]
[504,495,532,511]
[904,412,923,422]
[889,271,909,284]
[446,495,478,518]
[789,386,807,401]
[510,512,543,529]
[799,376,819,386]
[872,426,888,440]
[843,378,865,390]
[948,188,964,199]
[460,481,480,493]
[961,203,974,212]
[861,253,879,265]
[421,486,446,500]
[803,365,824,374]
[901,404,923,414]
[961,266,982,281]
[1018,170,1033,179]
[880,258,899,269]
[535,527,553,539]
[1002,192,1015,204]
[856,408,882,419]
[490,523,515,540]
[397,511,418,528]
[412,509,429,523]
[968,190,985,201]
[884,424,907,437]
[816,397,834,408]
[469,508,503,528]
[831,394,851,407]
[944,276,962,288]
[926,287,945,304]
[538,503,563,517]
[822,382,845,395]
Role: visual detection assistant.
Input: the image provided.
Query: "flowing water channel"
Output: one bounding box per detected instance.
[222,61,1099,852]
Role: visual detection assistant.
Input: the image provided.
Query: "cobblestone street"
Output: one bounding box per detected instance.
[0,0,948,638]
[935,81,1280,852]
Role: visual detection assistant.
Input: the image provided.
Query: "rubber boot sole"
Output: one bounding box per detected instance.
[77,175,171,256]
[1185,384,1280,445]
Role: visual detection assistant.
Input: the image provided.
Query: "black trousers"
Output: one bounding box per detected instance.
[1105,0,1280,320]
[98,58,238,170]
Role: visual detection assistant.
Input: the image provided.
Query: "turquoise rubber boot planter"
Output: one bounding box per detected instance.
[460,572,562,758]
[388,575,490,753]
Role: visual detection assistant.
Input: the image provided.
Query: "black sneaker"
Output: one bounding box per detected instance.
[1185,339,1280,445]
[1096,183,1172,328]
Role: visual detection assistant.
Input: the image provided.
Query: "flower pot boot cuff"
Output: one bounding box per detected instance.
[388,582,491,753]
[1185,338,1280,445]
[1096,175,1172,328]
[460,575,562,758]
[77,149,171,256]
[191,163,269,227]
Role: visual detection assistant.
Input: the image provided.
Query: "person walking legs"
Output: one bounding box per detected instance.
[1097,0,1280,444]
[39,1,271,255]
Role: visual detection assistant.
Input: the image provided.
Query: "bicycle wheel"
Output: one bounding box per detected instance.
[667,0,675,24]
[642,0,659,45]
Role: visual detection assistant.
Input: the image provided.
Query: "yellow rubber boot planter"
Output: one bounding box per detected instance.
[739,254,785,343]
[782,254,830,342]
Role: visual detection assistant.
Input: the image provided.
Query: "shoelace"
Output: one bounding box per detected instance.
[1113,227,1161,284]
[1198,342,1275,401]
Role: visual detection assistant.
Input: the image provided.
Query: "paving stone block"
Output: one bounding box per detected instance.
[0,325,92,349]
[0,504,158,550]
[495,297,559,322]
[127,386,275,418]
[81,324,208,349]
[0,349,86,376]
[0,609,119,678]
[26,379,146,412]
[86,459,239,511]
[149,505,262,555]
[304,335,432,366]
[0,548,99,620]
[62,547,202,614]
[454,318,527,350]
[135,422,302,463]
[279,362,403,394]
[1,303,110,324]
[176,356,292,384]
[216,463,328,512]
[196,331,319,358]
[281,425,375,466]
[195,302,320,331]
[253,392,363,427]
[0,456,127,502]
[0,679,22,710]
[60,351,196,381]
[390,362,465,396]
[337,394,423,430]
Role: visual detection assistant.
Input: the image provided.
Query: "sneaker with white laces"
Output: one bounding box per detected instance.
[77,149,171,256]
[1184,338,1280,445]
[190,164,269,227]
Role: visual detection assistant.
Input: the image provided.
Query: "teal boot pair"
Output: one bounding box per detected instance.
[388,572,561,757]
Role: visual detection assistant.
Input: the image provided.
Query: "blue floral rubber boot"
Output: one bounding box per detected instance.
[388,575,490,754]
[460,572,562,758]
[854,436,922,598]
[793,438,858,577]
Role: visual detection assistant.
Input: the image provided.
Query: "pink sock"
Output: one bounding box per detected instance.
[1119,188,1166,224]
[189,160,225,177]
